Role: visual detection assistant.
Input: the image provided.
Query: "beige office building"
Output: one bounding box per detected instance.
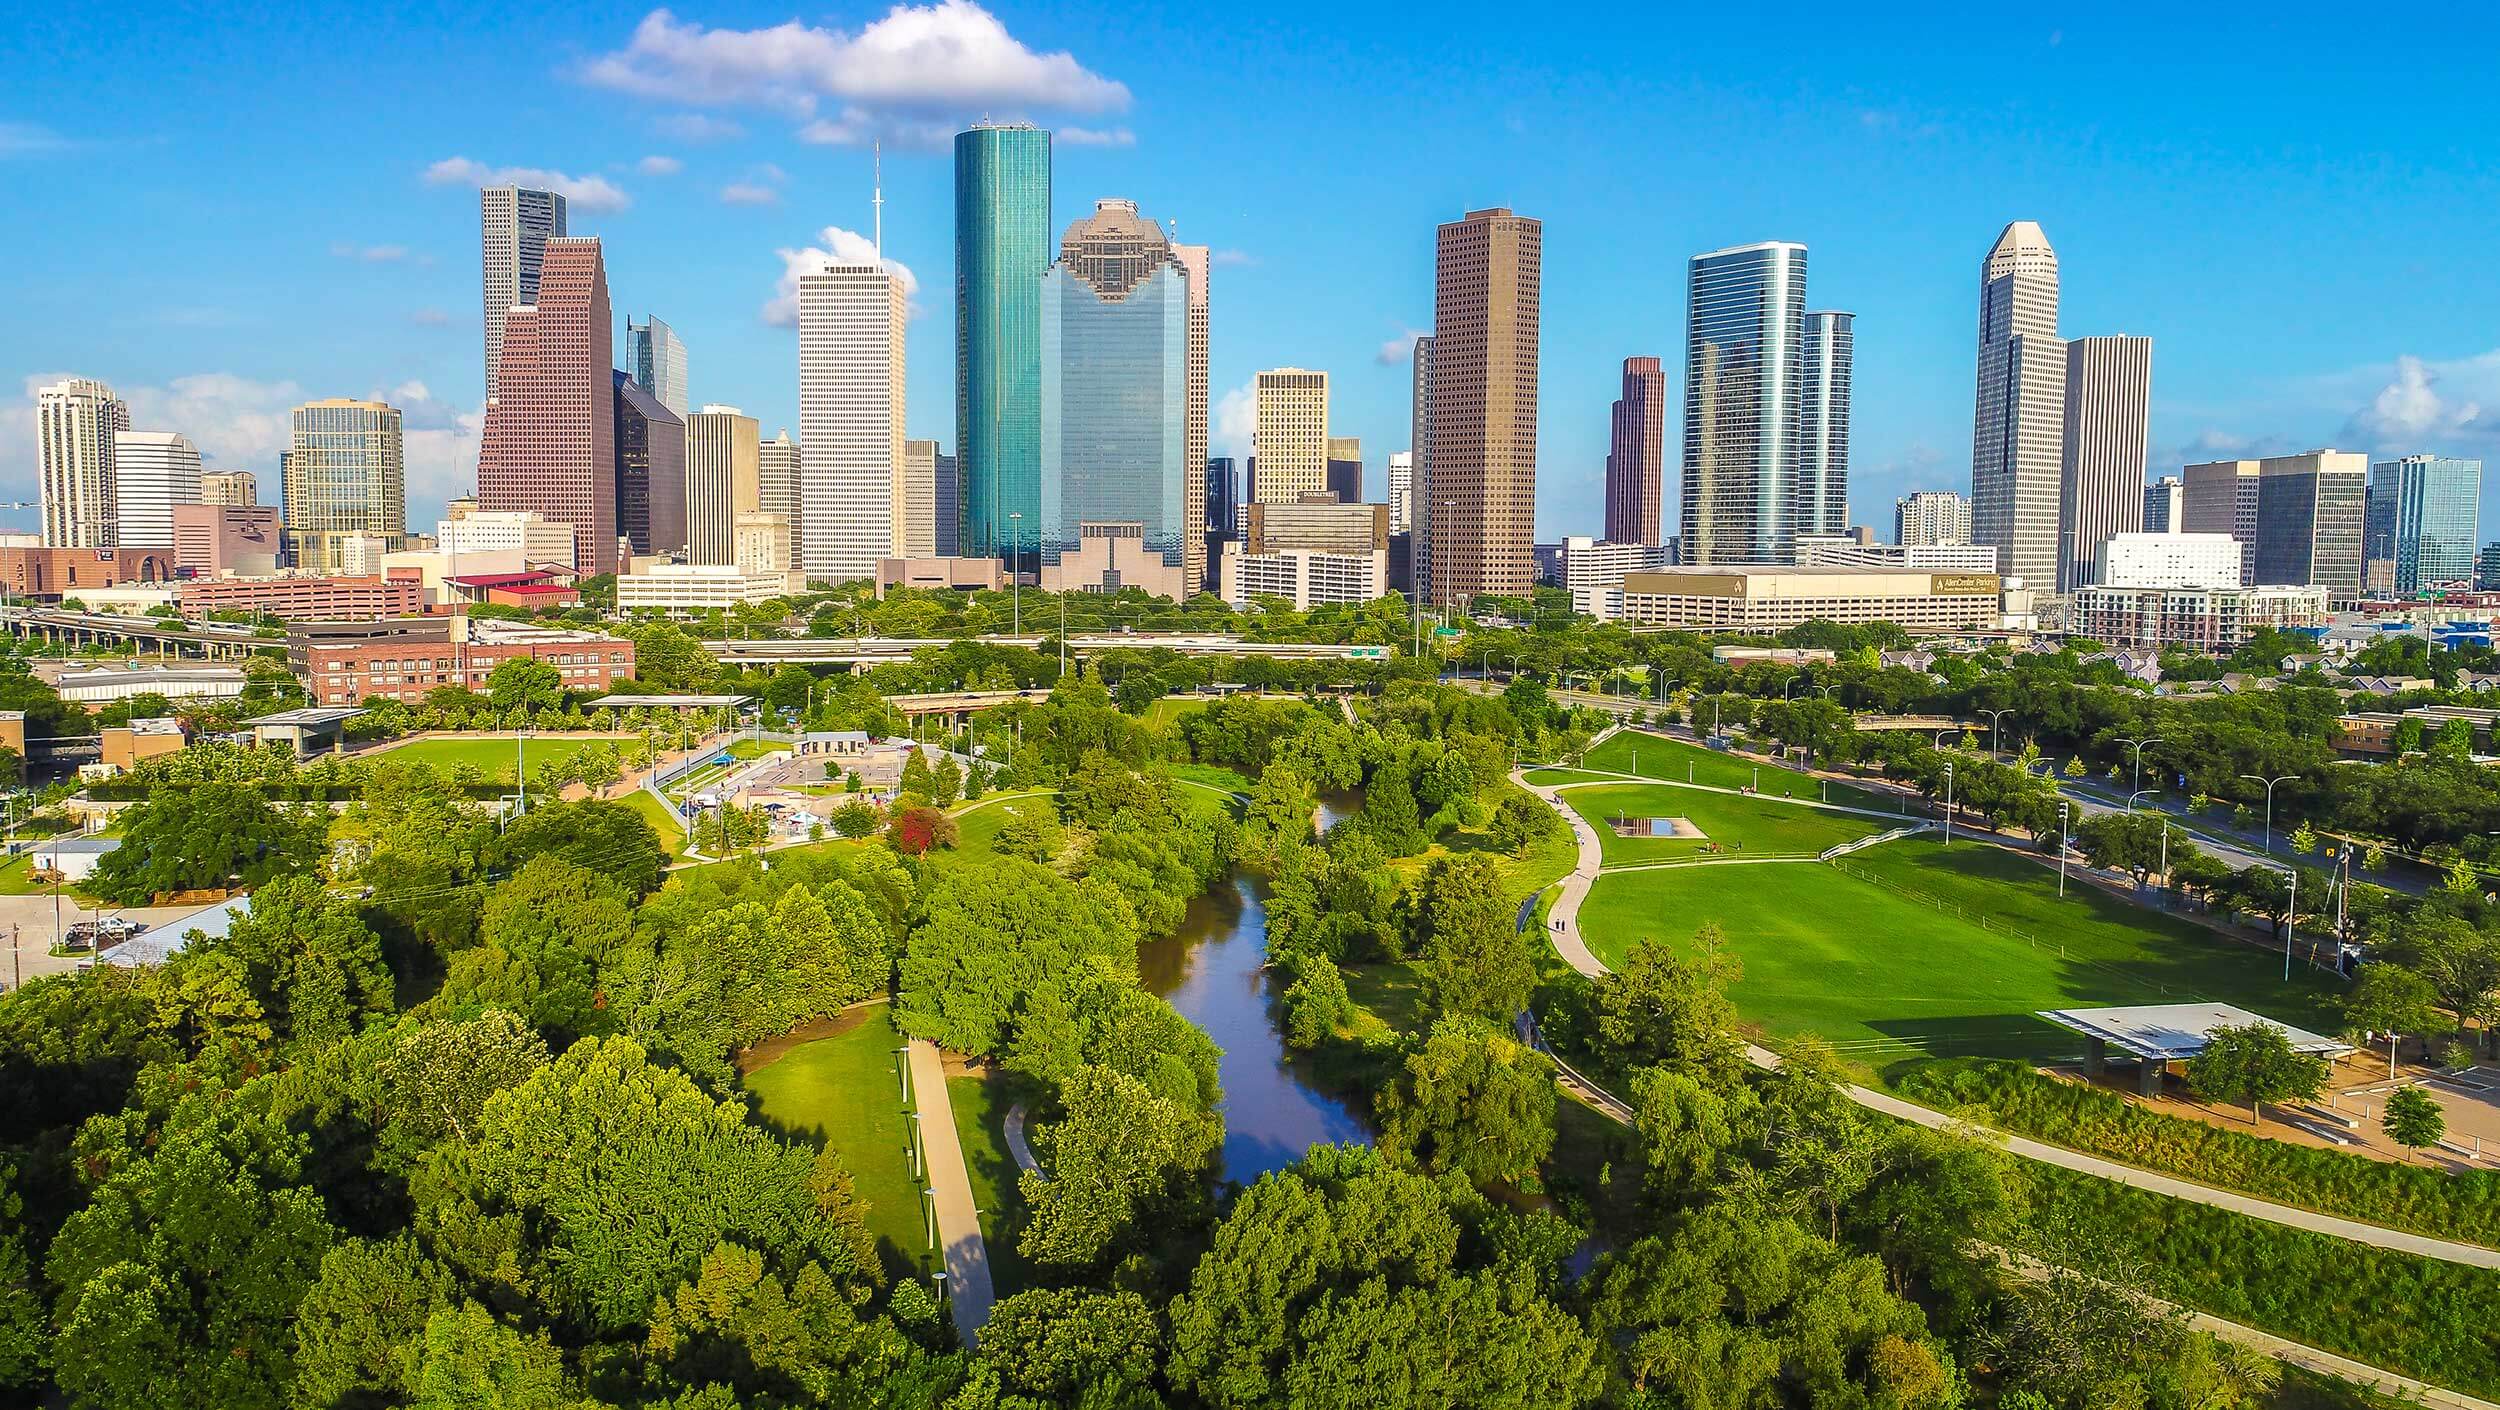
[1618,566,2011,634]
[1245,498,1388,555]
[284,399,406,573]
[1426,207,1541,601]
[1253,369,1329,503]
[759,429,801,571]
[901,439,942,558]
[1970,221,2067,589]
[2055,334,2153,593]
[685,405,761,566]
[200,469,257,507]
[38,377,127,548]
[734,511,793,578]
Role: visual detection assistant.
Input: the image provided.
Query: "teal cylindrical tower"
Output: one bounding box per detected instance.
[954,123,1052,565]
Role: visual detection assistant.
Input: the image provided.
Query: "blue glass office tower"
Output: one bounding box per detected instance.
[1040,200,1191,574]
[2366,454,2482,594]
[1680,241,1807,565]
[955,123,1052,565]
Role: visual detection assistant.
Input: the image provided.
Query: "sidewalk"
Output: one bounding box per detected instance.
[907,1040,995,1345]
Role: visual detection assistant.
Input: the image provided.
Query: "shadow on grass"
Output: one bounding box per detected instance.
[1863,1012,2081,1084]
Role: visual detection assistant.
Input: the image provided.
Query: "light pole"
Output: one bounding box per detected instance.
[2126,789,2153,814]
[1783,675,1803,702]
[2282,866,2299,981]
[2121,734,2166,796]
[1981,707,2015,761]
[2058,799,2071,897]
[1008,511,1023,635]
[2240,772,2295,854]
[1942,761,1956,845]
[1932,728,1956,751]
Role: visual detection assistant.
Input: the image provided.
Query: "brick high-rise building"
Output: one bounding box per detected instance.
[1605,357,1664,546]
[1424,207,1540,601]
[478,238,617,575]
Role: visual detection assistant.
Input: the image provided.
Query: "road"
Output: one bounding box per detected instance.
[906,1040,995,1345]
[1516,759,2500,1271]
[0,891,235,988]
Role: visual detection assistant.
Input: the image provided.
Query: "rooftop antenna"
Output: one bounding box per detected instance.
[872,140,884,259]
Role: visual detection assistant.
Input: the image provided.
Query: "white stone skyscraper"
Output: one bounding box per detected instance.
[481,185,568,401]
[37,377,127,548]
[1970,221,2066,587]
[798,259,906,584]
[2055,335,2153,593]
[759,429,801,571]
[112,432,203,548]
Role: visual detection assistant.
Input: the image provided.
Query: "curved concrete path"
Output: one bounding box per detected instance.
[1003,1103,1038,1175]
[1515,764,2500,1274]
[906,1040,995,1345]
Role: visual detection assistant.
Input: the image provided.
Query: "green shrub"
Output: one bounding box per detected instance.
[1900,1058,2500,1246]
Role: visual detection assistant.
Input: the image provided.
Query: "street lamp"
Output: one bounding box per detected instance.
[2120,734,2166,796]
[1942,761,1956,845]
[2058,799,2071,897]
[2125,789,2153,814]
[2240,772,2296,854]
[1932,728,1957,751]
[1007,511,1023,635]
[1980,707,2015,761]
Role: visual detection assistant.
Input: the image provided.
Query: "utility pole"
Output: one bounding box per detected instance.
[2283,867,2299,981]
[2058,800,2070,897]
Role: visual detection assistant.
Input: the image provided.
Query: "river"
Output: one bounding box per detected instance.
[1138,872,1370,1185]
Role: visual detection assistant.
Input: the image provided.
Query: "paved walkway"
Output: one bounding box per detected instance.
[1003,1103,1038,1174]
[906,1040,995,1344]
[1515,763,2500,1274]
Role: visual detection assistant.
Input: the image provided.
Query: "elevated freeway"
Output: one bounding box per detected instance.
[700,633,1390,666]
[0,605,268,660]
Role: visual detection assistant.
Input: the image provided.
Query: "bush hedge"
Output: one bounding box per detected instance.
[2028,1166,2500,1399]
[1902,1057,2500,1248]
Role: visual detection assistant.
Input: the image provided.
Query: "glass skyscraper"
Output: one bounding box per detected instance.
[1797,311,1854,538]
[1041,204,1191,572]
[2367,454,2482,594]
[1680,241,1806,564]
[954,123,1052,565]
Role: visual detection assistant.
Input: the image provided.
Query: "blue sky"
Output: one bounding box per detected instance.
[7,1,2500,541]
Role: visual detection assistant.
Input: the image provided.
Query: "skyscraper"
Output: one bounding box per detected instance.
[1605,357,1665,547]
[2054,334,2153,592]
[799,257,907,584]
[1253,370,1329,502]
[1894,491,1972,546]
[2253,451,2367,595]
[1680,241,1806,565]
[903,439,945,558]
[2143,476,2185,533]
[478,238,616,574]
[2365,454,2481,595]
[759,430,801,570]
[1798,312,1854,538]
[112,432,202,548]
[481,185,567,401]
[625,315,689,419]
[200,470,257,507]
[1325,437,1363,506]
[285,399,406,572]
[1387,452,1413,535]
[1426,207,1541,599]
[684,405,760,566]
[37,377,127,548]
[1204,455,1239,590]
[2181,459,2262,584]
[1041,199,1199,590]
[615,372,688,558]
[1409,335,1435,594]
[1970,221,2066,586]
[1175,243,1211,587]
[955,122,1052,564]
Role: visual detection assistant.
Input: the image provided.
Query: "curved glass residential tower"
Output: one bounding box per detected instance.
[1680,241,1806,565]
[954,123,1052,565]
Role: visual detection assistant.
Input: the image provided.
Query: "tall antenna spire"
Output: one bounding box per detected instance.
[872,140,884,259]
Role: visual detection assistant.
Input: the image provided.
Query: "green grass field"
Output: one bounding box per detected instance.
[1167,761,1255,796]
[1143,695,1211,730]
[0,853,43,895]
[364,734,622,785]
[1385,809,1581,900]
[1571,729,1893,811]
[947,1066,1030,1296]
[952,792,1056,858]
[1577,836,2342,1079]
[1557,782,1887,866]
[739,1004,926,1275]
[620,789,685,857]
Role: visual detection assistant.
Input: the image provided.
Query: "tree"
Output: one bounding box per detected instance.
[896,859,1139,1055]
[1592,926,1744,1083]
[1278,956,1354,1049]
[1484,790,1553,856]
[200,873,396,1048]
[899,749,936,802]
[2187,1021,2327,1123]
[2343,962,2441,1079]
[2383,1086,2447,1161]
[1375,1017,1557,1187]
[485,656,564,713]
[492,797,669,898]
[289,1236,457,1409]
[885,803,957,855]
[1019,1065,1216,1271]
[1360,757,1426,856]
[1412,853,1533,1022]
[85,780,323,904]
[2386,914,2500,1042]
[978,1288,1162,1405]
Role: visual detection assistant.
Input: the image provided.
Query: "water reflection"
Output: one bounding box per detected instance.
[1139,873,1371,1184]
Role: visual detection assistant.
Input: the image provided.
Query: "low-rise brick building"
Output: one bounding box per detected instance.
[296,617,635,705]
[177,572,427,621]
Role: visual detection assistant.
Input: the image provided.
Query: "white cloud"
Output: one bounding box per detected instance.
[1209,248,1257,268]
[751,162,788,183]
[656,112,745,143]
[0,122,74,158]
[329,241,411,262]
[2343,353,2496,447]
[1376,328,1428,366]
[720,182,781,206]
[1058,125,1135,147]
[580,3,1129,148]
[424,157,631,213]
[764,227,918,327]
[1215,381,1257,460]
[795,110,958,152]
[410,308,453,327]
[638,154,684,175]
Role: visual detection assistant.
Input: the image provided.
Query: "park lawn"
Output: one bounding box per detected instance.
[1576,841,2340,1081]
[1558,782,1886,866]
[739,1004,926,1277]
[952,792,1057,858]
[1143,696,1211,730]
[619,789,684,858]
[1339,959,1432,1039]
[364,734,620,785]
[1167,761,1255,796]
[0,853,42,895]
[947,1065,1031,1297]
[725,737,785,761]
[1384,815,1581,901]
[1580,729,1893,810]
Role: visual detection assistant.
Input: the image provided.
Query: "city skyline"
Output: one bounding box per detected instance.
[9,6,2500,547]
